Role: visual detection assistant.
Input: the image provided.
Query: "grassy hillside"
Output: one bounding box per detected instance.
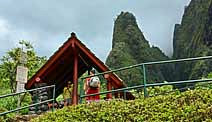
[31,89,212,122]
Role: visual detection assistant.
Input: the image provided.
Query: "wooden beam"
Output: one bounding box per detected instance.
[72,41,78,105]
[75,39,135,100]
[55,61,87,98]
[75,40,123,87]
[26,36,76,89]
[41,49,73,82]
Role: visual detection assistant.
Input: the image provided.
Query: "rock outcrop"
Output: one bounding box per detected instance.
[106,12,173,86]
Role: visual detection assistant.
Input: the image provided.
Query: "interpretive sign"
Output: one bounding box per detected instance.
[16,82,25,93]
[16,66,28,83]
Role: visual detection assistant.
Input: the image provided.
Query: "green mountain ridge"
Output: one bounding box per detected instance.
[173,0,212,81]
[107,0,212,86]
[106,12,173,86]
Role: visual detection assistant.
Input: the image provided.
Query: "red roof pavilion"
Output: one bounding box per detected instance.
[26,33,135,104]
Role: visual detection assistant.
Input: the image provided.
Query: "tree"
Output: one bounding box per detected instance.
[0,40,46,93]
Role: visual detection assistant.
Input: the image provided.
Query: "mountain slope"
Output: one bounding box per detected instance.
[173,0,212,81]
[106,12,173,86]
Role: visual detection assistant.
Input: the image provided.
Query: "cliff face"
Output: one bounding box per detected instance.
[106,12,173,86]
[173,0,212,81]
[106,0,212,86]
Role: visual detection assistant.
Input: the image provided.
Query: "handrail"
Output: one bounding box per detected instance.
[0,99,54,116]
[0,85,55,99]
[0,85,55,116]
[79,55,212,100]
[81,55,212,79]
[80,78,212,98]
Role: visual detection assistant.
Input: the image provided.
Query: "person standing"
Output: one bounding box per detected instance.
[84,70,100,103]
[63,82,73,106]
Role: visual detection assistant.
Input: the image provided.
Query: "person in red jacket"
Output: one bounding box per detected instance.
[84,70,100,103]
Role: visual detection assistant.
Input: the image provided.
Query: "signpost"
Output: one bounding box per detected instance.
[16,82,25,93]
[16,49,28,113]
[16,66,28,84]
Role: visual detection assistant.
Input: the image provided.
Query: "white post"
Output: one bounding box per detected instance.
[16,46,28,113]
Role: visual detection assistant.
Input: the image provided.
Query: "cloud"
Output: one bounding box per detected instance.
[0,0,191,61]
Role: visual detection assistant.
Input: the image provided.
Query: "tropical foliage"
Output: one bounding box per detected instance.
[32,89,212,122]
[173,0,212,82]
[0,40,46,121]
[0,40,46,93]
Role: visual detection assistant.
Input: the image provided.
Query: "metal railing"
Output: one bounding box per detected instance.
[80,78,212,100]
[0,85,55,116]
[2,56,211,115]
[79,56,212,101]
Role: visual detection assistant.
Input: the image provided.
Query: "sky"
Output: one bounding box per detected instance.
[0,0,191,62]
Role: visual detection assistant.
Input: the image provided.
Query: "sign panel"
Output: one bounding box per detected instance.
[16,82,25,93]
[16,66,28,83]
[20,52,27,65]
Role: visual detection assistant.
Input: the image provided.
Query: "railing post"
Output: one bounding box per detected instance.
[35,93,38,113]
[124,90,127,100]
[106,76,112,100]
[142,64,148,97]
[52,85,55,112]
[79,78,84,104]
[17,94,20,114]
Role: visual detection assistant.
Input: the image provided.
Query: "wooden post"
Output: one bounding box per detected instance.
[106,81,112,99]
[114,91,119,98]
[120,92,124,99]
[72,40,78,105]
[105,74,112,99]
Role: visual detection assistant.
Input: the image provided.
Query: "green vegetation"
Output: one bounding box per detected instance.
[0,40,46,93]
[0,91,32,122]
[3,1,212,121]
[173,0,212,82]
[106,12,174,86]
[0,40,46,121]
[31,72,212,122]
[32,89,212,122]
[107,0,212,88]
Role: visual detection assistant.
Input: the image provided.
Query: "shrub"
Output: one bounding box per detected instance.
[32,89,212,122]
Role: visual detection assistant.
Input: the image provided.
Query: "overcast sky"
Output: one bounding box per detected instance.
[0,0,191,62]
